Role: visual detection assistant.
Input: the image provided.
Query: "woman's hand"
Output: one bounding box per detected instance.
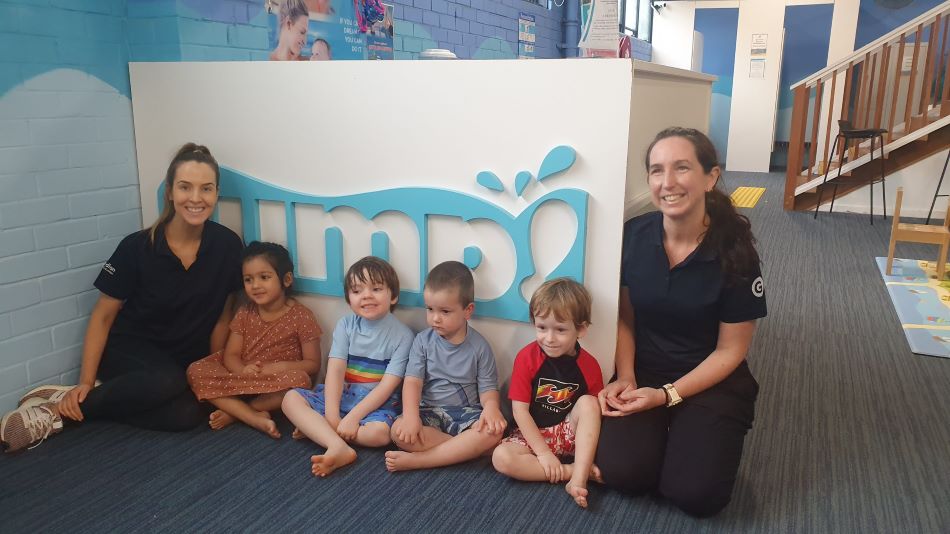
[242,361,262,375]
[599,378,637,416]
[58,384,93,422]
[607,387,666,415]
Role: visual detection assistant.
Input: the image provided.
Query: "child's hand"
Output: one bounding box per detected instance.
[261,362,286,375]
[538,453,564,484]
[474,408,507,435]
[242,361,262,375]
[325,413,342,431]
[396,416,423,445]
[336,414,360,442]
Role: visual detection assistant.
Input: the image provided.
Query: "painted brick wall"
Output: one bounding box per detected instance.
[0,0,140,412]
[168,0,566,61]
[390,0,565,60]
[0,0,647,414]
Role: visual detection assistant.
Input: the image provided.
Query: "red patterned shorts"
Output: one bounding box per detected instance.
[503,418,576,457]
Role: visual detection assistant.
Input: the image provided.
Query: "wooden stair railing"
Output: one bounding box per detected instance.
[784,3,950,211]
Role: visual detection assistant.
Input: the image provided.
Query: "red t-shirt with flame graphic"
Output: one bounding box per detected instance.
[509,341,604,428]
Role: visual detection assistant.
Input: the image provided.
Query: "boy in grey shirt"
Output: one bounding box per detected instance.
[385,261,506,471]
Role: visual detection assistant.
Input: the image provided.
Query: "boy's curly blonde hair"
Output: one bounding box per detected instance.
[529,277,591,328]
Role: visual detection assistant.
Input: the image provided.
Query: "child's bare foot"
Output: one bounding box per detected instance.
[209,410,235,430]
[561,463,604,484]
[384,450,423,472]
[566,479,589,508]
[292,427,305,440]
[590,464,604,484]
[247,411,281,439]
[310,447,357,477]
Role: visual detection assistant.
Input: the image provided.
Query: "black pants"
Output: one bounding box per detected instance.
[595,362,758,517]
[80,333,208,432]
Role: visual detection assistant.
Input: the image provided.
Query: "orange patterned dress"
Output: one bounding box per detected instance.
[187,301,322,401]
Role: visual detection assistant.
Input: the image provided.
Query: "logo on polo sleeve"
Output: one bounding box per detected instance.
[102,262,116,275]
[751,276,764,298]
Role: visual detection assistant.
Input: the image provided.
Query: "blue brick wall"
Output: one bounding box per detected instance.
[391,0,564,60]
[0,0,140,412]
[0,0,648,414]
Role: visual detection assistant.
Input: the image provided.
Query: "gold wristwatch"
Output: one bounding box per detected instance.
[662,383,683,407]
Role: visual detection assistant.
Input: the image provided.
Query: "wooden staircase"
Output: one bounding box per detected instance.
[784,3,950,212]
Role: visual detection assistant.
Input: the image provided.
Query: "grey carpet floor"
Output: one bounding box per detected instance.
[2,171,949,533]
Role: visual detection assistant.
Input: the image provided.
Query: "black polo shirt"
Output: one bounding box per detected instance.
[94,221,243,365]
[620,211,766,384]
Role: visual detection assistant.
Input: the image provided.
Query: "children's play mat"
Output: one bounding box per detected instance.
[876,257,950,358]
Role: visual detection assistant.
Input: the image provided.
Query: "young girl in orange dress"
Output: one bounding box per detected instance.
[187,241,321,438]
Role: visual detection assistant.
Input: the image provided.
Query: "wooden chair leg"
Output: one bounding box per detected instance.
[939,242,949,280]
[886,236,898,275]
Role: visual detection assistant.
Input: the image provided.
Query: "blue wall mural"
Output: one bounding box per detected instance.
[695,8,738,164]
[775,3,833,145]
[855,0,944,49]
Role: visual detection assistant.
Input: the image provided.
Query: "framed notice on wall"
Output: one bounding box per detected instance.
[518,13,535,59]
[751,33,767,56]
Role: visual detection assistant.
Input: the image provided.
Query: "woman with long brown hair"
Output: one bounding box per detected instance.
[1,143,243,452]
[596,127,767,516]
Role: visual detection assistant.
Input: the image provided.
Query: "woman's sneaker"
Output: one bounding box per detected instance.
[1,403,63,453]
[17,385,73,407]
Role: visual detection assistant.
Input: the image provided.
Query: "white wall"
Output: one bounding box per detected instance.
[625,61,715,217]
[725,0,786,171]
[130,60,634,383]
[651,2,696,70]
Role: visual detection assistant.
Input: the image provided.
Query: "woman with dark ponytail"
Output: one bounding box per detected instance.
[595,127,766,517]
[1,143,244,452]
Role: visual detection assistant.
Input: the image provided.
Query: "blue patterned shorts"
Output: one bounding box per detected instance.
[294,383,398,426]
[414,405,483,436]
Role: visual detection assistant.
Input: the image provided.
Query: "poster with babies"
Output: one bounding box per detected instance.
[266,0,371,61]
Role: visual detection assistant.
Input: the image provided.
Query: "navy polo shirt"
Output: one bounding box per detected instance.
[620,211,766,383]
[94,221,243,365]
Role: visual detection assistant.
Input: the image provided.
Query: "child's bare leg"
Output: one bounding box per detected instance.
[249,390,286,413]
[564,395,601,508]
[209,396,280,439]
[390,419,452,452]
[281,390,356,477]
[386,427,501,472]
[354,421,392,448]
[492,442,556,481]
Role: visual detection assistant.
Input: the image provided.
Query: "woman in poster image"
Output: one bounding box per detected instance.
[270,0,310,61]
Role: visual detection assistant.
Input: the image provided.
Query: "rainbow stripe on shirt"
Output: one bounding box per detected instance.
[344,355,390,383]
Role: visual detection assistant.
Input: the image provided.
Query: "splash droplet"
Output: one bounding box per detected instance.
[537,146,576,182]
[515,171,532,197]
[476,171,505,192]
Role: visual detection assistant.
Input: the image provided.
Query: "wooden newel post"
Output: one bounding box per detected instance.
[785,83,809,210]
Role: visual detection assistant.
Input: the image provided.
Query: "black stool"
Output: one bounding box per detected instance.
[925,150,950,225]
[814,120,887,224]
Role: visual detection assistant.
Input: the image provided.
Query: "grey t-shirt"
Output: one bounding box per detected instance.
[405,325,499,407]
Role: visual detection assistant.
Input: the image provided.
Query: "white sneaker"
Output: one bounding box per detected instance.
[1,403,63,453]
[18,384,74,407]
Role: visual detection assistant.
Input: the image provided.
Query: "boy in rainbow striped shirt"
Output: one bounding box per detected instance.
[282,256,414,477]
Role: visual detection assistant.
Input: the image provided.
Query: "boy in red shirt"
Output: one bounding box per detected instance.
[492,278,603,508]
